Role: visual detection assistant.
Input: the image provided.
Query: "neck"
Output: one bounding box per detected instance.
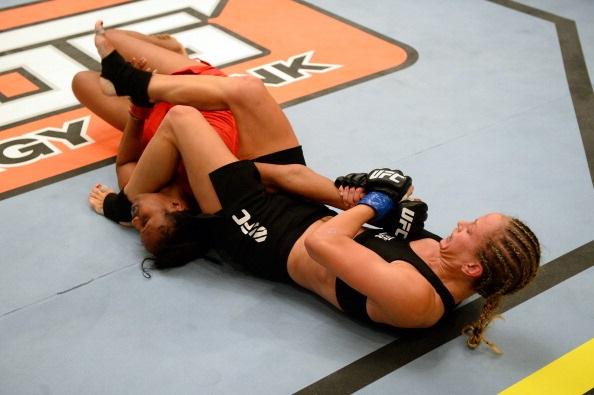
[412,239,476,303]
[434,258,476,303]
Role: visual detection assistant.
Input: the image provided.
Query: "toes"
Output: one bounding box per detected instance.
[94,20,116,59]
[95,20,105,35]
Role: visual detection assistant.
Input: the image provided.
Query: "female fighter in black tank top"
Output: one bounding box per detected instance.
[335,228,456,323]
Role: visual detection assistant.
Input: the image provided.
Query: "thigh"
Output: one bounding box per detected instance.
[146,74,300,158]
[162,106,238,213]
[227,77,300,159]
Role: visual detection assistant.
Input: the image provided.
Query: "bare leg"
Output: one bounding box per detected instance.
[118,30,187,56]
[124,106,237,213]
[146,74,299,159]
[94,21,300,159]
[98,21,198,74]
[72,21,200,130]
[72,71,130,130]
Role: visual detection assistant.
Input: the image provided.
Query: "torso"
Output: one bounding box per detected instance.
[286,219,452,326]
[286,217,345,307]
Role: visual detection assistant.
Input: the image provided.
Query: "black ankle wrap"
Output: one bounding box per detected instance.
[100,50,153,107]
[103,190,133,223]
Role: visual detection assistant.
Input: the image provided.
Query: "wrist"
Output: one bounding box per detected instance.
[357,191,394,221]
[103,189,133,223]
[129,104,151,121]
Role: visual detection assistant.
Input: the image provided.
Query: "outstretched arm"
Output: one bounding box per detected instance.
[255,163,350,210]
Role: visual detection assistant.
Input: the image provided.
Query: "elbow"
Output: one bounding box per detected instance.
[304,224,335,262]
[285,163,307,181]
[304,230,322,259]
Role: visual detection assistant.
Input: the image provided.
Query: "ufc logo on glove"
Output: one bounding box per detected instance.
[369,169,407,185]
[394,207,415,238]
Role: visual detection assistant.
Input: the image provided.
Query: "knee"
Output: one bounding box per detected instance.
[226,75,267,105]
[165,105,201,123]
[159,105,204,137]
[71,71,97,100]
[158,105,210,147]
[71,71,92,93]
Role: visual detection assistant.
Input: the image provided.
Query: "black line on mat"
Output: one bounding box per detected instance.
[487,0,594,187]
[0,157,115,201]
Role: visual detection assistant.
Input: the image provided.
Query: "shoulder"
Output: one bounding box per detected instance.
[367,263,443,328]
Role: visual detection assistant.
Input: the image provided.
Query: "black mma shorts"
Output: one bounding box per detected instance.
[209,147,335,282]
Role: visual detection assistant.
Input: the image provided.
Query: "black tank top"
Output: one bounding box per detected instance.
[335,228,456,323]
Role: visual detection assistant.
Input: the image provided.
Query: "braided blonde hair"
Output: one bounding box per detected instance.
[462,217,540,353]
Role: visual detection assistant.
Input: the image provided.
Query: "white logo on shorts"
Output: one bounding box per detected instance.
[375,232,394,241]
[232,209,268,243]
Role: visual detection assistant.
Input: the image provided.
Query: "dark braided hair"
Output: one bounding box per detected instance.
[141,210,222,277]
[462,217,540,353]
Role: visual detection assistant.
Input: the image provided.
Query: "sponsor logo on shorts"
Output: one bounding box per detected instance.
[0,0,416,199]
[232,209,268,243]
[374,232,394,241]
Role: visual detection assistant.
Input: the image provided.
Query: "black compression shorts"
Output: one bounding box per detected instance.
[209,148,335,282]
[253,145,306,166]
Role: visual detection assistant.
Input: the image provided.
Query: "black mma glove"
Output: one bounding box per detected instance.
[365,168,412,204]
[378,199,428,240]
[334,172,367,189]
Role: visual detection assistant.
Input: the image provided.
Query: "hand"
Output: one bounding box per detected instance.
[334,172,368,208]
[130,56,158,74]
[129,102,152,120]
[365,168,413,204]
[379,198,428,240]
[338,186,366,208]
[89,183,115,216]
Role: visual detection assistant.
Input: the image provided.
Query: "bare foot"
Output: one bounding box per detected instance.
[89,183,115,216]
[94,20,118,97]
[94,20,115,59]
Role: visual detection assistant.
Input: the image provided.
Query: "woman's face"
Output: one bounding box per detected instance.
[130,193,186,253]
[440,213,508,260]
